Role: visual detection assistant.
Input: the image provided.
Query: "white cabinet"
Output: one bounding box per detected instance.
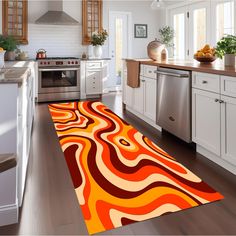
[123,63,157,123]
[192,72,236,172]
[86,70,102,95]
[0,69,35,226]
[221,95,236,166]
[132,76,157,122]
[81,60,109,99]
[122,70,133,108]
[192,88,221,155]
[143,76,157,121]
[133,77,144,114]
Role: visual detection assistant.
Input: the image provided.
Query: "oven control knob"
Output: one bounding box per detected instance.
[40,62,43,65]
[48,62,50,65]
[72,61,74,64]
[75,61,78,64]
[68,61,71,64]
[44,62,47,65]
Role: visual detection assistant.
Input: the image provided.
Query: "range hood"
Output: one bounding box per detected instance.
[35,1,79,25]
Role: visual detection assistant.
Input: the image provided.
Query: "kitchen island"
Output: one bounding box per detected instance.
[0,66,35,226]
[126,58,236,77]
[123,58,236,175]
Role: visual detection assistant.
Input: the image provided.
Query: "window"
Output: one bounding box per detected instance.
[216,1,234,41]
[173,13,185,59]
[193,8,206,53]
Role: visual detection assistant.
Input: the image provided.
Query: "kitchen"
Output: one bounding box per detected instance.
[0,0,236,235]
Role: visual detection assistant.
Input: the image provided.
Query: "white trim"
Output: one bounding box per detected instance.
[197,145,236,175]
[0,202,18,227]
[165,0,203,10]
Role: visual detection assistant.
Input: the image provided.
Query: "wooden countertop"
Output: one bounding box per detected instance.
[125,58,236,77]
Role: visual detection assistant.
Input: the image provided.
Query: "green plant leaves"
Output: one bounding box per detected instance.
[215,35,236,59]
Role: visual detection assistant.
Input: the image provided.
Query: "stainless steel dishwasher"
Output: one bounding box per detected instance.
[155,67,191,143]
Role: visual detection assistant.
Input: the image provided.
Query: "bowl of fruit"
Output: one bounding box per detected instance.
[194,44,217,63]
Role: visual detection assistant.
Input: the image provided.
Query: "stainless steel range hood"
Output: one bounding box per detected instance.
[35,1,79,25]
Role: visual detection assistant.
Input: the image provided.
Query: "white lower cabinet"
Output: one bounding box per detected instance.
[221,95,236,166]
[143,76,157,121]
[192,88,221,156]
[122,70,133,107]
[132,76,157,122]
[86,70,102,95]
[133,77,144,114]
[192,72,236,172]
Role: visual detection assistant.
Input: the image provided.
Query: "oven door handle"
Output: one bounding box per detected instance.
[39,67,80,72]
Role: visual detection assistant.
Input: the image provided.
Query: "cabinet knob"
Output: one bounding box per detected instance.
[219,100,225,104]
[215,99,219,102]
[202,80,208,84]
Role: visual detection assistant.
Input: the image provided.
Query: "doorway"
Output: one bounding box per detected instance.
[107,11,132,92]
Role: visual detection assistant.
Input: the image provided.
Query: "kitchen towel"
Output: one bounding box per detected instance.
[126,59,140,88]
[49,101,223,235]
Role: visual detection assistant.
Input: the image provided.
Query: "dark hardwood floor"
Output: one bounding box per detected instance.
[1,92,236,235]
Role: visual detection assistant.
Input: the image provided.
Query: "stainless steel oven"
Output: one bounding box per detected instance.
[37,57,80,102]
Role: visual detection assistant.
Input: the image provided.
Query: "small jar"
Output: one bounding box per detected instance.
[161,48,168,61]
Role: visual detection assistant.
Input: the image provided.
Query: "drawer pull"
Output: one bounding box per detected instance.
[202,80,208,84]
[215,99,219,102]
[219,100,225,104]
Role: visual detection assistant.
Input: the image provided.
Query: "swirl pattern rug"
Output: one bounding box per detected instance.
[48,101,223,235]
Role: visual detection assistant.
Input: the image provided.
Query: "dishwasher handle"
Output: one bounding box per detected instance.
[154,70,189,78]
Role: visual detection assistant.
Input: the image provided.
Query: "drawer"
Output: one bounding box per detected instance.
[86,61,103,69]
[221,75,236,98]
[143,65,157,79]
[192,72,220,93]
[86,71,102,94]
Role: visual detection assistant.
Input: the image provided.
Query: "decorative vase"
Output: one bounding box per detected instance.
[224,54,235,67]
[0,51,6,69]
[147,38,164,61]
[161,47,168,61]
[4,51,16,61]
[93,45,102,58]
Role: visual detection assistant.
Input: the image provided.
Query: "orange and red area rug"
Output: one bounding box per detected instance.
[48,101,223,235]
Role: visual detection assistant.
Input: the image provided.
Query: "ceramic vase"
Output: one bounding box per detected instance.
[5,51,16,61]
[147,38,164,61]
[224,54,235,67]
[93,45,102,58]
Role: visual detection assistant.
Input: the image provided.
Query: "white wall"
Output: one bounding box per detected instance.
[0,0,166,59]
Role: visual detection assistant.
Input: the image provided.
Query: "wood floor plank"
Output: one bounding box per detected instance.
[0,92,236,235]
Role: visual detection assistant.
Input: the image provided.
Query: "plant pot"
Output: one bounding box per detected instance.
[4,51,16,61]
[93,45,102,58]
[224,54,235,67]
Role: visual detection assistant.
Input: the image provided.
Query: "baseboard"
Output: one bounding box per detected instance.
[126,106,162,132]
[0,202,18,227]
[197,145,236,175]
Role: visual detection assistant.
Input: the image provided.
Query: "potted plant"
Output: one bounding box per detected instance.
[0,35,18,61]
[91,29,108,58]
[158,26,174,60]
[215,35,236,67]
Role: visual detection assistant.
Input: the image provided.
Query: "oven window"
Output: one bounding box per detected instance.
[41,70,77,88]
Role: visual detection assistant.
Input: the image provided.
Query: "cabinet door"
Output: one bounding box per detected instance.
[143,77,157,121]
[133,77,144,114]
[192,88,221,155]
[221,95,236,166]
[86,70,102,95]
[123,71,133,107]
